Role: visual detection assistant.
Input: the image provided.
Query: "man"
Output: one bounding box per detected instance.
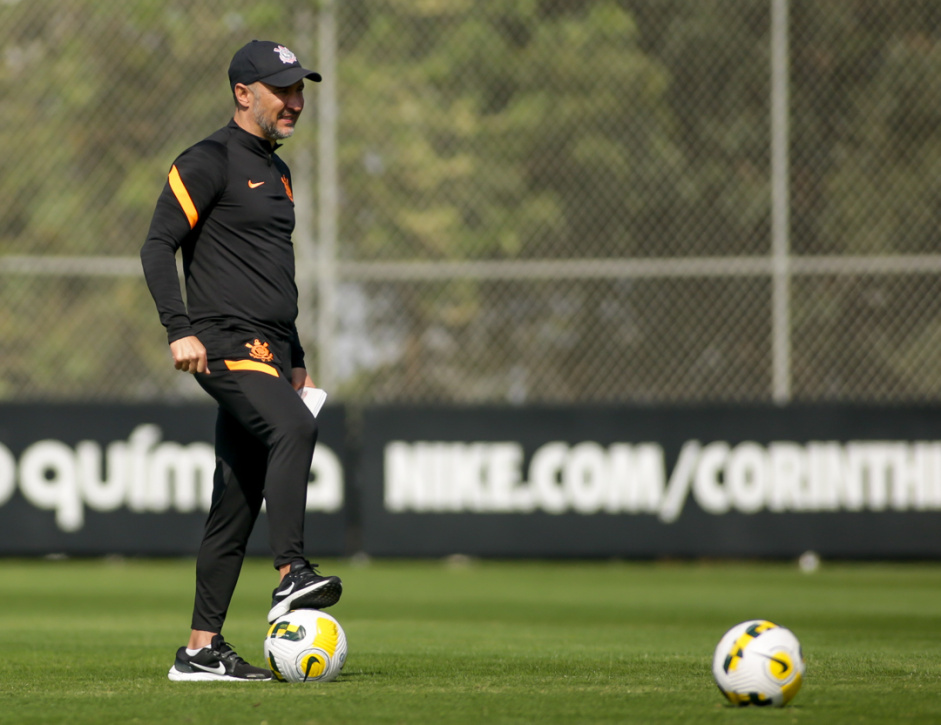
[141,40,342,682]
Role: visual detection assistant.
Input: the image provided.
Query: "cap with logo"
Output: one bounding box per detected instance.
[228,40,322,90]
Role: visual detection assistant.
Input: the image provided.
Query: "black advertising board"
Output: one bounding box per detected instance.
[0,404,347,557]
[4,403,941,559]
[358,405,941,558]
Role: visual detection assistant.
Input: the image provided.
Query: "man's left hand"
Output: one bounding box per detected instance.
[291,367,315,392]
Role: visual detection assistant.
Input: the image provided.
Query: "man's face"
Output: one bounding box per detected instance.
[247,80,305,141]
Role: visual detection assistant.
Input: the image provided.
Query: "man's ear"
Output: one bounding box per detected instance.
[233,82,254,110]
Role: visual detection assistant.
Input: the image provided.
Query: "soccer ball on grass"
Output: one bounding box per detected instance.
[264,609,348,683]
[712,619,805,707]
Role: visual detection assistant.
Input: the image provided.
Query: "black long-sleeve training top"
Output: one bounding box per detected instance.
[140,119,305,368]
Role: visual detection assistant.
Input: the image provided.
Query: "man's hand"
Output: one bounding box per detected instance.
[170,336,209,374]
[291,367,315,391]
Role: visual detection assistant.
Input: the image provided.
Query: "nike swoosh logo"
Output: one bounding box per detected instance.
[192,662,226,675]
[248,180,265,189]
[759,653,790,674]
[275,582,295,599]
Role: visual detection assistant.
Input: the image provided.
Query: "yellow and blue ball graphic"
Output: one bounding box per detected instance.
[264,609,348,683]
[712,619,805,708]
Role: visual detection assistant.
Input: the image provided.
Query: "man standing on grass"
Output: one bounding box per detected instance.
[141,40,342,682]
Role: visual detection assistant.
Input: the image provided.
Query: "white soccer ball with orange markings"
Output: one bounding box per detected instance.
[264,609,348,683]
[712,620,805,707]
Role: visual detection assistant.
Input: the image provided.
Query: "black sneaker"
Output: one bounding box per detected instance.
[267,559,342,623]
[167,634,272,682]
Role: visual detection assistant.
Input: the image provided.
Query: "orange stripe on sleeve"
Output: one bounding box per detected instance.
[168,165,199,229]
[224,360,279,377]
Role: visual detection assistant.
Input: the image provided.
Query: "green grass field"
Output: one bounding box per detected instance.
[0,558,939,724]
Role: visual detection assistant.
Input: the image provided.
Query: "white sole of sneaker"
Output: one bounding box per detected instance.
[168,667,270,682]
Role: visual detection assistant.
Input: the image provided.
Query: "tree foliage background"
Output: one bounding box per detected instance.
[2,0,941,403]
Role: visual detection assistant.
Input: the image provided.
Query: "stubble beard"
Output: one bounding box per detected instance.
[251,89,295,141]
[254,106,294,141]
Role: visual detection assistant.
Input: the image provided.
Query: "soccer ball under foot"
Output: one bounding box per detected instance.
[264,609,348,683]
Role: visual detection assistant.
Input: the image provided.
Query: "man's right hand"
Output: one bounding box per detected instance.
[170,335,209,374]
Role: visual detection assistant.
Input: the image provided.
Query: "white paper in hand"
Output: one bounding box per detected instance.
[300,387,327,417]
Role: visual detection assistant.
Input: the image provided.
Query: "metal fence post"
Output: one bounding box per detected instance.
[770,0,791,404]
[317,0,339,393]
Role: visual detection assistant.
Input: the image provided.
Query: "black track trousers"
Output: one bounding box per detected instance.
[189,345,317,633]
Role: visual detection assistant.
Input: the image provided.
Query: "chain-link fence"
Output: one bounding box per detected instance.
[3,0,941,405]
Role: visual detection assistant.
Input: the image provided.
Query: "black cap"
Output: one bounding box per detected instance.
[228,40,322,90]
